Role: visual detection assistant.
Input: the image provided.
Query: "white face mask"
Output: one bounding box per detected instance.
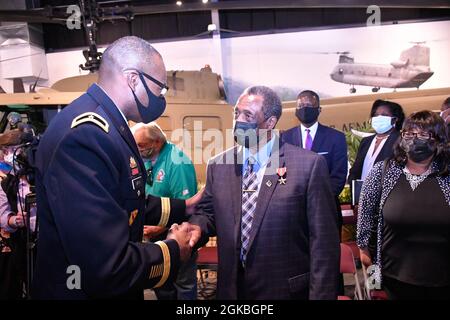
[371,115,394,134]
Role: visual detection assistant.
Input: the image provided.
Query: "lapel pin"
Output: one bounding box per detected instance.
[277,167,287,185]
[266,180,272,187]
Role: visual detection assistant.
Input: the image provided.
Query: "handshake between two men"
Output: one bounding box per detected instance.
[144,187,205,263]
[166,222,202,262]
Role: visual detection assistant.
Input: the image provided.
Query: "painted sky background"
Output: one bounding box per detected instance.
[17,19,448,104]
[220,20,450,103]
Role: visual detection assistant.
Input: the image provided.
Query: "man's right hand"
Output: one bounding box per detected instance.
[166,222,192,262]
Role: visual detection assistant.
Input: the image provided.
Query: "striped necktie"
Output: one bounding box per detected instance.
[240,156,258,267]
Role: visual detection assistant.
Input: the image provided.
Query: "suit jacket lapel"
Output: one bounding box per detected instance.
[311,123,326,152]
[246,138,285,253]
[296,126,303,148]
[362,135,374,158]
[232,147,243,245]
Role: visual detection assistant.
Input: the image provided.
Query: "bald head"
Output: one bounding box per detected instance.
[97,36,167,123]
[99,36,162,81]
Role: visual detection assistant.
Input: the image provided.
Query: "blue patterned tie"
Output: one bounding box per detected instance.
[241,156,258,267]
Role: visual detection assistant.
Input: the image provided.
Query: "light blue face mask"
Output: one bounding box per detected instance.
[371,115,394,134]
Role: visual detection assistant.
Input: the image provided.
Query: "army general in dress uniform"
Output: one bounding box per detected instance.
[32,36,192,299]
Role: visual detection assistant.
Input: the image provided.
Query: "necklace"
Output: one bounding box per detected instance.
[403,166,433,191]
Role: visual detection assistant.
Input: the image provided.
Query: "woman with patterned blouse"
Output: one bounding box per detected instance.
[357,110,450,300]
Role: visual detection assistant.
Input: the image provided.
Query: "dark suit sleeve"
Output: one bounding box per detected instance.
[189,161,217,248]
[43,126,179,297]
[306,155,340,300]
[144,194,187,226]
[329,132,348,196]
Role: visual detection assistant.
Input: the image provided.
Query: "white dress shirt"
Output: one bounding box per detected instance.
[300,122,319,149]
[241,136,276,198]
[361,135,388,181]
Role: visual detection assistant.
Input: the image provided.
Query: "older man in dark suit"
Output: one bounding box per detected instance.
[188,86,340,300]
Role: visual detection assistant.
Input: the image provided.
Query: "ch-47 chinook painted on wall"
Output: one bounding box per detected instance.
[329,43,434,94]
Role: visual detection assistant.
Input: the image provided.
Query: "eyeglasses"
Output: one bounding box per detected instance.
[146,166,153,186]
[401,130,433,141]
[125,68,169,97]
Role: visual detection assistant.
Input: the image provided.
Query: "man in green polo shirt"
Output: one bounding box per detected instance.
[132,122,198,300]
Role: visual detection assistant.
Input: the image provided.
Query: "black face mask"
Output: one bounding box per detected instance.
[401,138,436,162]
[130,73,166,123]
[233,121,259,148]
[296,106,320,125]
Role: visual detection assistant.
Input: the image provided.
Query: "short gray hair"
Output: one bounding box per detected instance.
[131,122,167,143]
[245,86,282,121]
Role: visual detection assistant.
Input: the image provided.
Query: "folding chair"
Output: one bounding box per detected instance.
[196,243,218,299]
[339,243,363,300]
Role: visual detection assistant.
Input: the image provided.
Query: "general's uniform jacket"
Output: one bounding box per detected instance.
[32,84,181,299]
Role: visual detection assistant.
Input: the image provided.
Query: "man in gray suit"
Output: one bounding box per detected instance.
[188,86,340,300]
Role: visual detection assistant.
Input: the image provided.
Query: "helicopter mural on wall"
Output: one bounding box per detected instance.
[329,42,434,93]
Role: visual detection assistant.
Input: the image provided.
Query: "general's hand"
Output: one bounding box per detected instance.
[185,188,205,215]
[166,222,192,262]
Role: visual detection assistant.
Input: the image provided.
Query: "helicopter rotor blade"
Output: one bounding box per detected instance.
[310,51,351,55]
[408,38,447,46]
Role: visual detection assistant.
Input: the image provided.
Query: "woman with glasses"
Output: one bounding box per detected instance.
[348,99,405,183]
[357,110,450,300]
